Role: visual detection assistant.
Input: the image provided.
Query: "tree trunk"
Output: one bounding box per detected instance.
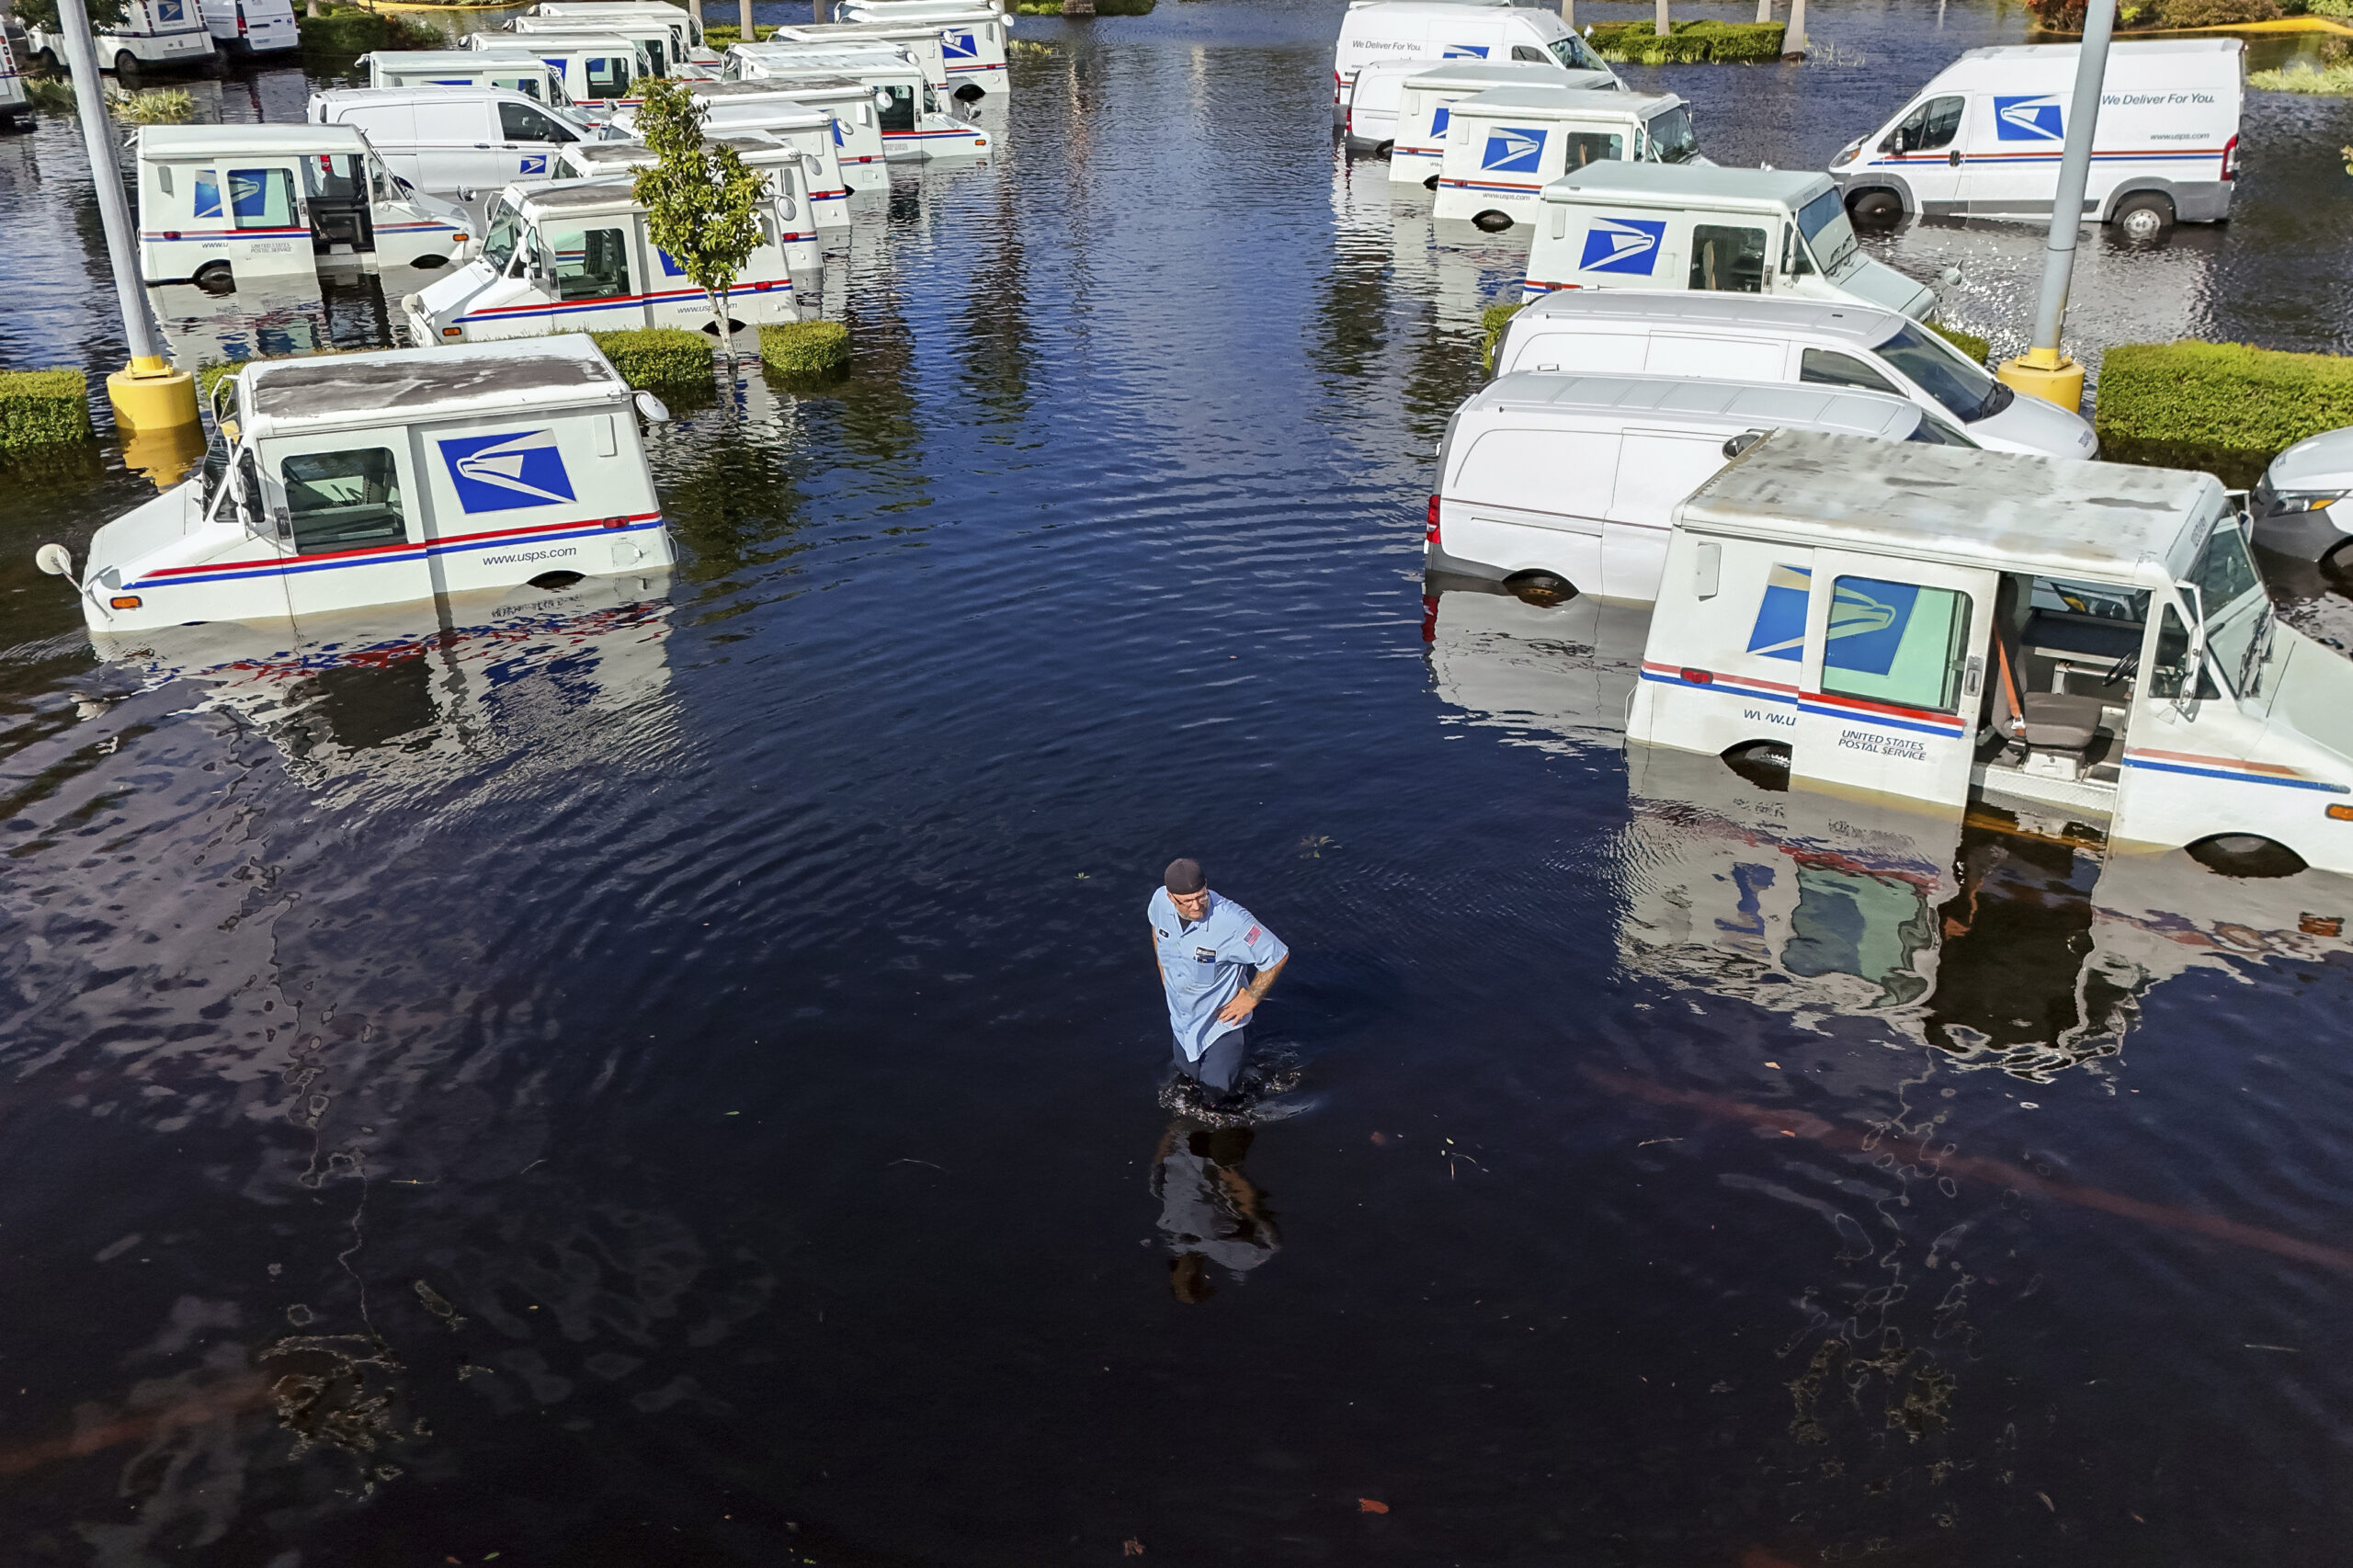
[1654,0,1667,38]
[1785,0,1806,55]
[710,287,735,368]
[1755,0,1770,22]
[738,0,754,42]
[1559,0,1573,29]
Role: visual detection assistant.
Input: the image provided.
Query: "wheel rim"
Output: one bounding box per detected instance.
[2121,208,2161,240]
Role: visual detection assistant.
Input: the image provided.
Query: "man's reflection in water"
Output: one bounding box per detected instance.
[1151,1119,1281,1304]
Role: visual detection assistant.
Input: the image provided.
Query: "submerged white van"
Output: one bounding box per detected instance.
[1333,0,1619,124]
[767,23,953,99]
[1347,55,1609,159]
[1831,40,2244,238]
[1381,59,1566,183]
[199,0,296,57]
[505,14,688,81]
[312,87,611,197]
[1491,293,2097,460]
[35,338,675,635]
[1523,165,1938,321]
[1433,85,1700,231]
[1630,432,2353,876]
[676,79,881,187]
[136,124,473,290]
[528,2,718,66]
[403,178,803,345]
[1425,371,1970,604]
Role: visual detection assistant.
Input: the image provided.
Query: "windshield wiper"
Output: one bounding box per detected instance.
[2238,605,2277,698]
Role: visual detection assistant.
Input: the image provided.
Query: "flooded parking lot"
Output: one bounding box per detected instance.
[4,2,2353,1563]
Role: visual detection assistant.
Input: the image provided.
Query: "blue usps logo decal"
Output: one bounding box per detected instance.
[520,154,548,175]
[158,0,184,18]
[1995,94,2064,142]
[1430,105,1451,138]
[437,430,576,514]
[1578,216,1666,274]
[1440,43,1489,59]
[1481,126,1546,175]
[944,30,978,59]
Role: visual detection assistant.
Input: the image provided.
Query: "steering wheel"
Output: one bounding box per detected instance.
[2101,652,2139,688]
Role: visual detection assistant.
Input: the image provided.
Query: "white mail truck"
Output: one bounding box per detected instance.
[1381,59,1568,183]
[28,0,215,74]
[463,30,652,109]
[562,121,851,232]
[1433,85,1700,231]
[766,23,953,99]
[529,3,716,66]
[362,50,576,108]
[1830,39,2244,239]
[831,5,1009,97]
[724,44,988,160]
[1347,53,1609,158]
[1332,0,1619,125]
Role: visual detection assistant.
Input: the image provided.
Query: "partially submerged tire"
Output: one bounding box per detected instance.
[1504,571,1575,607]
[2112,192,2176,243]
[1722,740,1791,793]
[2186,833,2306,879]
[409,255,448,270]
[953,83,983,102]
[193,261,233,295]
[529,571,585,591]
[1845,188,1902,228]
[1472,210,1514,233]
[1422,174,1438,191]
[1374,140,1393,157]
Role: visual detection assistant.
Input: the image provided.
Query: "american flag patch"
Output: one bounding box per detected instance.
[1245,925,1261,942]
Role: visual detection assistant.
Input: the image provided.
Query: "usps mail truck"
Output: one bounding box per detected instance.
[1523,165,1938,321]
[831,5,1010,97]
[1433,86,1700,231]
[28,0,215,74]
[529,3,716,66]
[563,120,851,231]
[724,44,988,160]
[1349,54,1608,159]
[462,31,652,109]
[551,135,826,264]
[766,24,955,100]
[1830,40,2244,238]
[363,51,575,108]
[1381,59,1568,183]
[1333,0,1619,126]
[620,77,890,181]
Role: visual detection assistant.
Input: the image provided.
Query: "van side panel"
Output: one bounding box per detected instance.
[1444,425,1617,590]
[410,407,669,596]
[1604,432,1729,601]
[1630,530,1813,756]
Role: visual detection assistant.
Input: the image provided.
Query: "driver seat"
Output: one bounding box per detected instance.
[1987,584,2108,754]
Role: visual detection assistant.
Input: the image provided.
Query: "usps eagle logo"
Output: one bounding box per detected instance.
[438,430,577,515]
[1482,126,1546,174]
[1578,216,1667,274]
[944,30,978,59]
[1440,44,1490,59]
[520,153,548,175]
[1430,105,1452,138]
[1994,95,2065,142]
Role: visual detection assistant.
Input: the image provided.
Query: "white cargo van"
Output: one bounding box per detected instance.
[724,44,988,160]
[464,31,651,108]
[1332,0,1619,124]
[1433,86,1700,231]
[767,23,952,99]
[403,178,801,345]
[1492,293,2097,460]
[28,0,215,74]
[136,124,474,290]
[1524,165,1938,321]
[529,3,716,66]
[0,26,30,131]
[1381,59,1570,183]
[199,0,296,57]
[505,14,684,82]
[563,121,851,231]
[34,338,675,635]
[1831,40,2243,239]
[1629,432,2353,877]
[1425,371,1970,603]
[312,87,611,197]
[548,138,824,267]
[363,51,574,108]
[831,5,1009,97]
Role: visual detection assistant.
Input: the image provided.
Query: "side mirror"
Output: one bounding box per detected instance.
[2176,584,2208,715]
[633,390,671,423]
[872,87,893,109]
[35,543,74,582]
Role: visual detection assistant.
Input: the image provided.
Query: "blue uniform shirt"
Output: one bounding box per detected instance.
[1149,887,1288,1062]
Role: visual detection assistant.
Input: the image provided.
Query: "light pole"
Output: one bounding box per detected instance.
[1995,0,2116,411]
[54,0,199,437]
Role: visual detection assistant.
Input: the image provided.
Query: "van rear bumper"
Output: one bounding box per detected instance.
[2164,179,2232,223]
[1424,540,1509,584]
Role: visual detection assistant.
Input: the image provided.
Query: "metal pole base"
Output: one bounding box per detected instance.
[106,355,199,435]
[1995,347,2085,414]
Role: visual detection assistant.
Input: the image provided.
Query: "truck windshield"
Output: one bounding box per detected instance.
[1546,33,1609,73]
[1794,187,1858,275]
[1643,107,1699,165]
[2188,521,2273,698]
[482,202,524,271]
[1875,322,2012,424]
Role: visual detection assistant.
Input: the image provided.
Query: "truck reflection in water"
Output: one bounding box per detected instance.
[1424,576,2353,1076]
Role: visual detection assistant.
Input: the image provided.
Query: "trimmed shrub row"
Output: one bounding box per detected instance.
[0,369,93,451]
[1479,301,1523,374]
[1011,0,1155,13]
[699,23,782,46]
[1588,20,1785,63]
[2095,341,2353,487]
[1928,323,1991,365]
[590,327,715,387]
[298,4,444,56]
[760,319,850,378]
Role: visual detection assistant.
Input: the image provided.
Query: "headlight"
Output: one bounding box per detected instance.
[2267,490,2347,517]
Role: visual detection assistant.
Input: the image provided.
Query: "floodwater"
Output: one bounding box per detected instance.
[5,2,2353,1563]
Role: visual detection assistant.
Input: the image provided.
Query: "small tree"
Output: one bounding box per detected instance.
[17,0,131,33]
[630,78,767,367]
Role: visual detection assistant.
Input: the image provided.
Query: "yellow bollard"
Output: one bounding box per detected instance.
[105,354,200,437]
[1995,344,2086,415]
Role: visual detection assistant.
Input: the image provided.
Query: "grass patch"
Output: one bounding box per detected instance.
[758,319,849,378]
[1927,323,1991,365]
[25,77,75,114]
[2094,341,2353,487]
[0,369,93,451]
[1588,19,1785,63]
[1011,0,1156,13]
[1479,301,1523,374]
[589,327,715,387]
[2251,62,2353,92]
[298,3,445,57]
[699,22,782,46]
[106,85,195,124]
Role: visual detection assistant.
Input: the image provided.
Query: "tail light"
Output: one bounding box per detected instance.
[2222,134,2238,181]
[1420,595,1439,645]
[1425,494,1441,547]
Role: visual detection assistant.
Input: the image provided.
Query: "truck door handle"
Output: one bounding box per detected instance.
[1948,149,1962,167]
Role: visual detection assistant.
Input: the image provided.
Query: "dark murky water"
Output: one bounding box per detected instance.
[6,4,2353,1564]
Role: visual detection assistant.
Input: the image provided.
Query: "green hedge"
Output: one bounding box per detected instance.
[1928,323,1990,365]
[2095,341,2353,487]
[699,22,781,46]
[298,5,444,56]
[1588,20,1785,64]
[1011,0,1156,14]
[590,327,714,387]
[759,319,849,378]
[1479,301,1523,374]
[0,369,93,451]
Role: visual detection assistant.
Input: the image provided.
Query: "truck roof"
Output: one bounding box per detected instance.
[569,131,795,165]
[689,76,858,97]
[1450,85,1677,119]
[1463,372,1923,440]
[1514,290,1907,350]
[360,50,549,69]
[1679,430,2220,581]
[1541,162,1832,210]
[139,123,369,157]
[517,176,643,216]
[240,337,628,437]
[1346,1,1514,13]
[1934,37,2242,87]
[1374,60,1562,86]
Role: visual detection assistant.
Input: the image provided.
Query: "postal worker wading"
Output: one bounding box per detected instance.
[1148,858,1290,1112]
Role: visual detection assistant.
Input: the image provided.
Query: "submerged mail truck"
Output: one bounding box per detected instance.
[724,44,987,159]
[1433,86,1700,230]
[28,0,214,74]
[1348,54,1608,159]
[1381,59,1569,183]
[1629,432,2353,877]
[1831,40,2243,237]
[561,124,850,232]
[766,23,954,98]
[529,3,714,66]
[828,5,1011,97]
[136,124,473,290]
[1332,0,1619,124]
[1425,372,1969,605]
[1523,165,1938,320]
[33,338,675,635]
[403,178,802,345]
[362,50,574,107]
[463,30,653,108]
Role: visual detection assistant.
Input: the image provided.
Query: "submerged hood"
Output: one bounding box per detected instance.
[2268,426,2353,493]
[87,483,204,585]
[2264,629,2353,761]
[1968,384,2098,462]
[1833,256,1937,320]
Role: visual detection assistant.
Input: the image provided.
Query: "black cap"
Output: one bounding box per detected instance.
[1164,858,1205,895]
